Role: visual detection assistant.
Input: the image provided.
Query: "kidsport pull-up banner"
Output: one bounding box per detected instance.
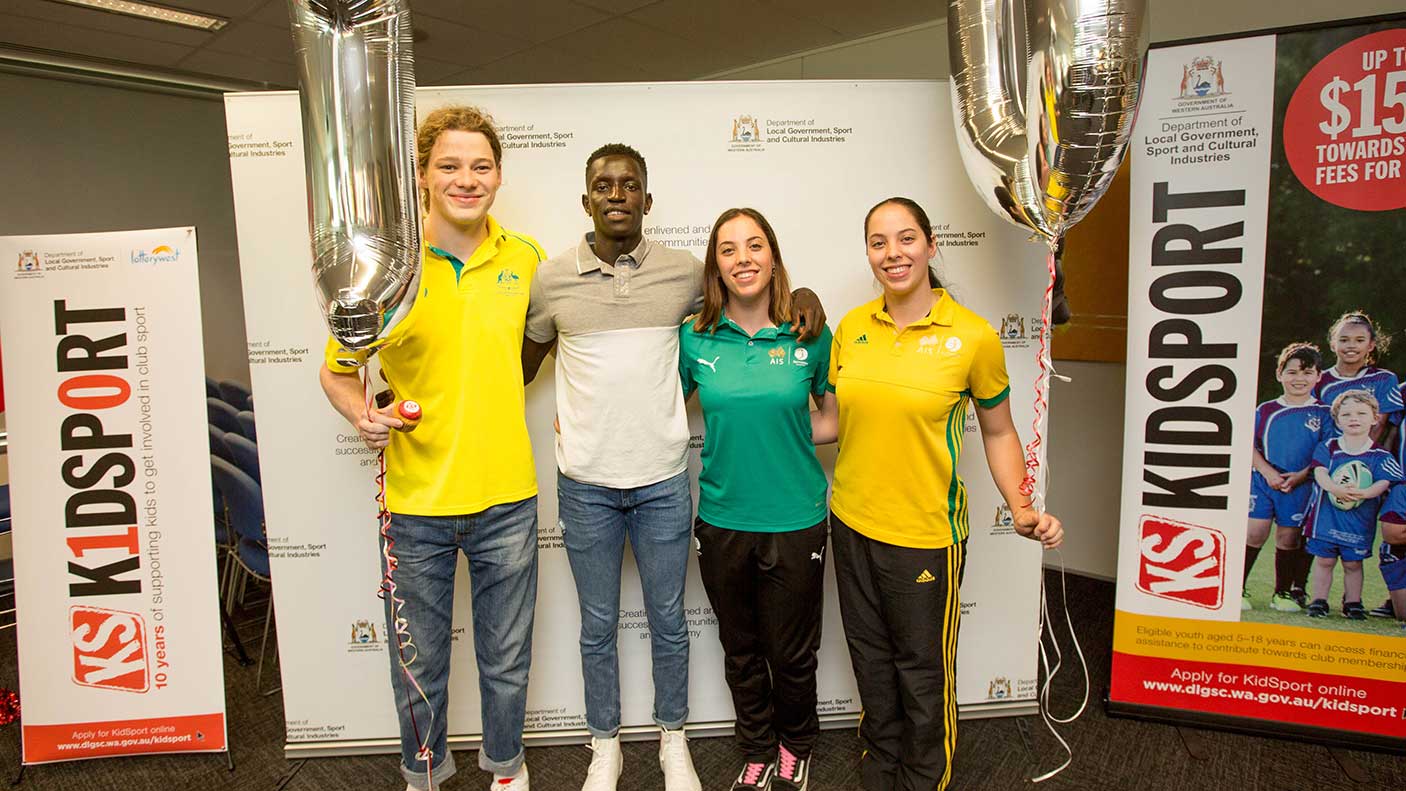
[0,228,228,763]
[1111,14,1406,750]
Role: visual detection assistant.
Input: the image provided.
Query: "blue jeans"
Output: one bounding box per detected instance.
[558,470,692,737]
[382,497,538,790]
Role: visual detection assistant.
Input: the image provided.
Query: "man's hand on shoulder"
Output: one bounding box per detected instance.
[792,287,827,341]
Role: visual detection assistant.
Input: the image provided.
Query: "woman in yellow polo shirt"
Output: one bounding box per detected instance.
[812,197,1063,791]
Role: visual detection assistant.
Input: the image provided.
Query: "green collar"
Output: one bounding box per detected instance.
[716,314,795,340]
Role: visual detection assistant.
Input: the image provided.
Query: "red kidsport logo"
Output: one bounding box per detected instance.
[1136,515,1226,609]
[71,606,149,693]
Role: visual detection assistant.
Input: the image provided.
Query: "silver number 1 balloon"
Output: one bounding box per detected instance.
[948,0,1148,241]
[289,0,421,353]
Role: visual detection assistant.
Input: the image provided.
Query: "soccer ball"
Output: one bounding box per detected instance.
[1328,460,1373,510]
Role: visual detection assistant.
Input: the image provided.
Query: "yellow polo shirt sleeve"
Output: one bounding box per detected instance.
[324,338,367,373]
[970,326,1011,407]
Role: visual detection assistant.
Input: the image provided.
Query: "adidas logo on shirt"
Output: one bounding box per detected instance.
[915,569,936,584]
[854,334,869,345]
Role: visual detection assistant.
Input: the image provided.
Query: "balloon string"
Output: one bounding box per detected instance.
[1030,550,1089,783]
[1017,240,1088,784]
[366,373,436,789]
[1019,245,1058,509]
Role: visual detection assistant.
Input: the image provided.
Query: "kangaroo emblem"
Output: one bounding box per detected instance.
[698,356,719,373]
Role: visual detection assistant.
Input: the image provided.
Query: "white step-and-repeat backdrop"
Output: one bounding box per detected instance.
[225,80,1049,756]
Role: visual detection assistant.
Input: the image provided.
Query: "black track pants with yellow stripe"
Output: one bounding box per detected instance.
[832,515,967,791]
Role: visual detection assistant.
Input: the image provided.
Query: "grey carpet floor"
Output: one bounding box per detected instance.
[4,572,1402,790]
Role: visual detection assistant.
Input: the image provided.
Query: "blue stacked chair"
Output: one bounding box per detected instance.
[209,425,234,463]
[208,397,242,435]
[208,428,237,607]
[236,410,257,443]
[224,433,261,485]
[218,380,253,412]
[206,377,222,399]
[209,456,277,695]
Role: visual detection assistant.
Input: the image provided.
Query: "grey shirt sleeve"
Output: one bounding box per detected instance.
[688,252,706,314]
[524,267,557,343]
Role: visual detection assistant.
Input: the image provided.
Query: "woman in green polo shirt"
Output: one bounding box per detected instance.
[678,207,831,791]
[811,197,1063,791]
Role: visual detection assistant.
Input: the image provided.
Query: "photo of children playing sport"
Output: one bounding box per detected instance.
[1243,319,1406,636]
[1242,19,1406,637]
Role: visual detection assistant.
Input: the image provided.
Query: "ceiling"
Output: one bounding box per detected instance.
[0,0,941,90]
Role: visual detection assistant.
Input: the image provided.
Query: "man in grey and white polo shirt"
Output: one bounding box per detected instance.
[522,143,823,791]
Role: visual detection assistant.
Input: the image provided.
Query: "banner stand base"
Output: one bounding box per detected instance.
[283,701,1040,760]
[1103,695,1406,756]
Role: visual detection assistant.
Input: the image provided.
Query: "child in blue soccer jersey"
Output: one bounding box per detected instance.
[1377,386,1406,619]
[1302,390,1403,619]
[1314,311,1402,441]
[1244,343,1333,612]
[1374,484,1406,631]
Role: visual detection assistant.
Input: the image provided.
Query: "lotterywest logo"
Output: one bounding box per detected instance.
[71,606,149,692]
[1136,515,1225,609]
[52,301,157,681]
[1140,183,1247,513]
[130,245,179,265]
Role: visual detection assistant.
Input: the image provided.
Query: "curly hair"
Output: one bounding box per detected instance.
[415,106,502,209]
[1275,341,1322,375]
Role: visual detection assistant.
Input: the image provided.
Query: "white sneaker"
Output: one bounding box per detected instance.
[493,764,530,790]
[658,727,702,791]
[581,735,623,791]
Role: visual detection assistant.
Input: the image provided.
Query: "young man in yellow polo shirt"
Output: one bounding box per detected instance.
[320,106,544,791]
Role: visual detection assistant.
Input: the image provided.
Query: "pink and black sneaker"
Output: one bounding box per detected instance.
[772,745,809,791]
[730,760,774,790]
